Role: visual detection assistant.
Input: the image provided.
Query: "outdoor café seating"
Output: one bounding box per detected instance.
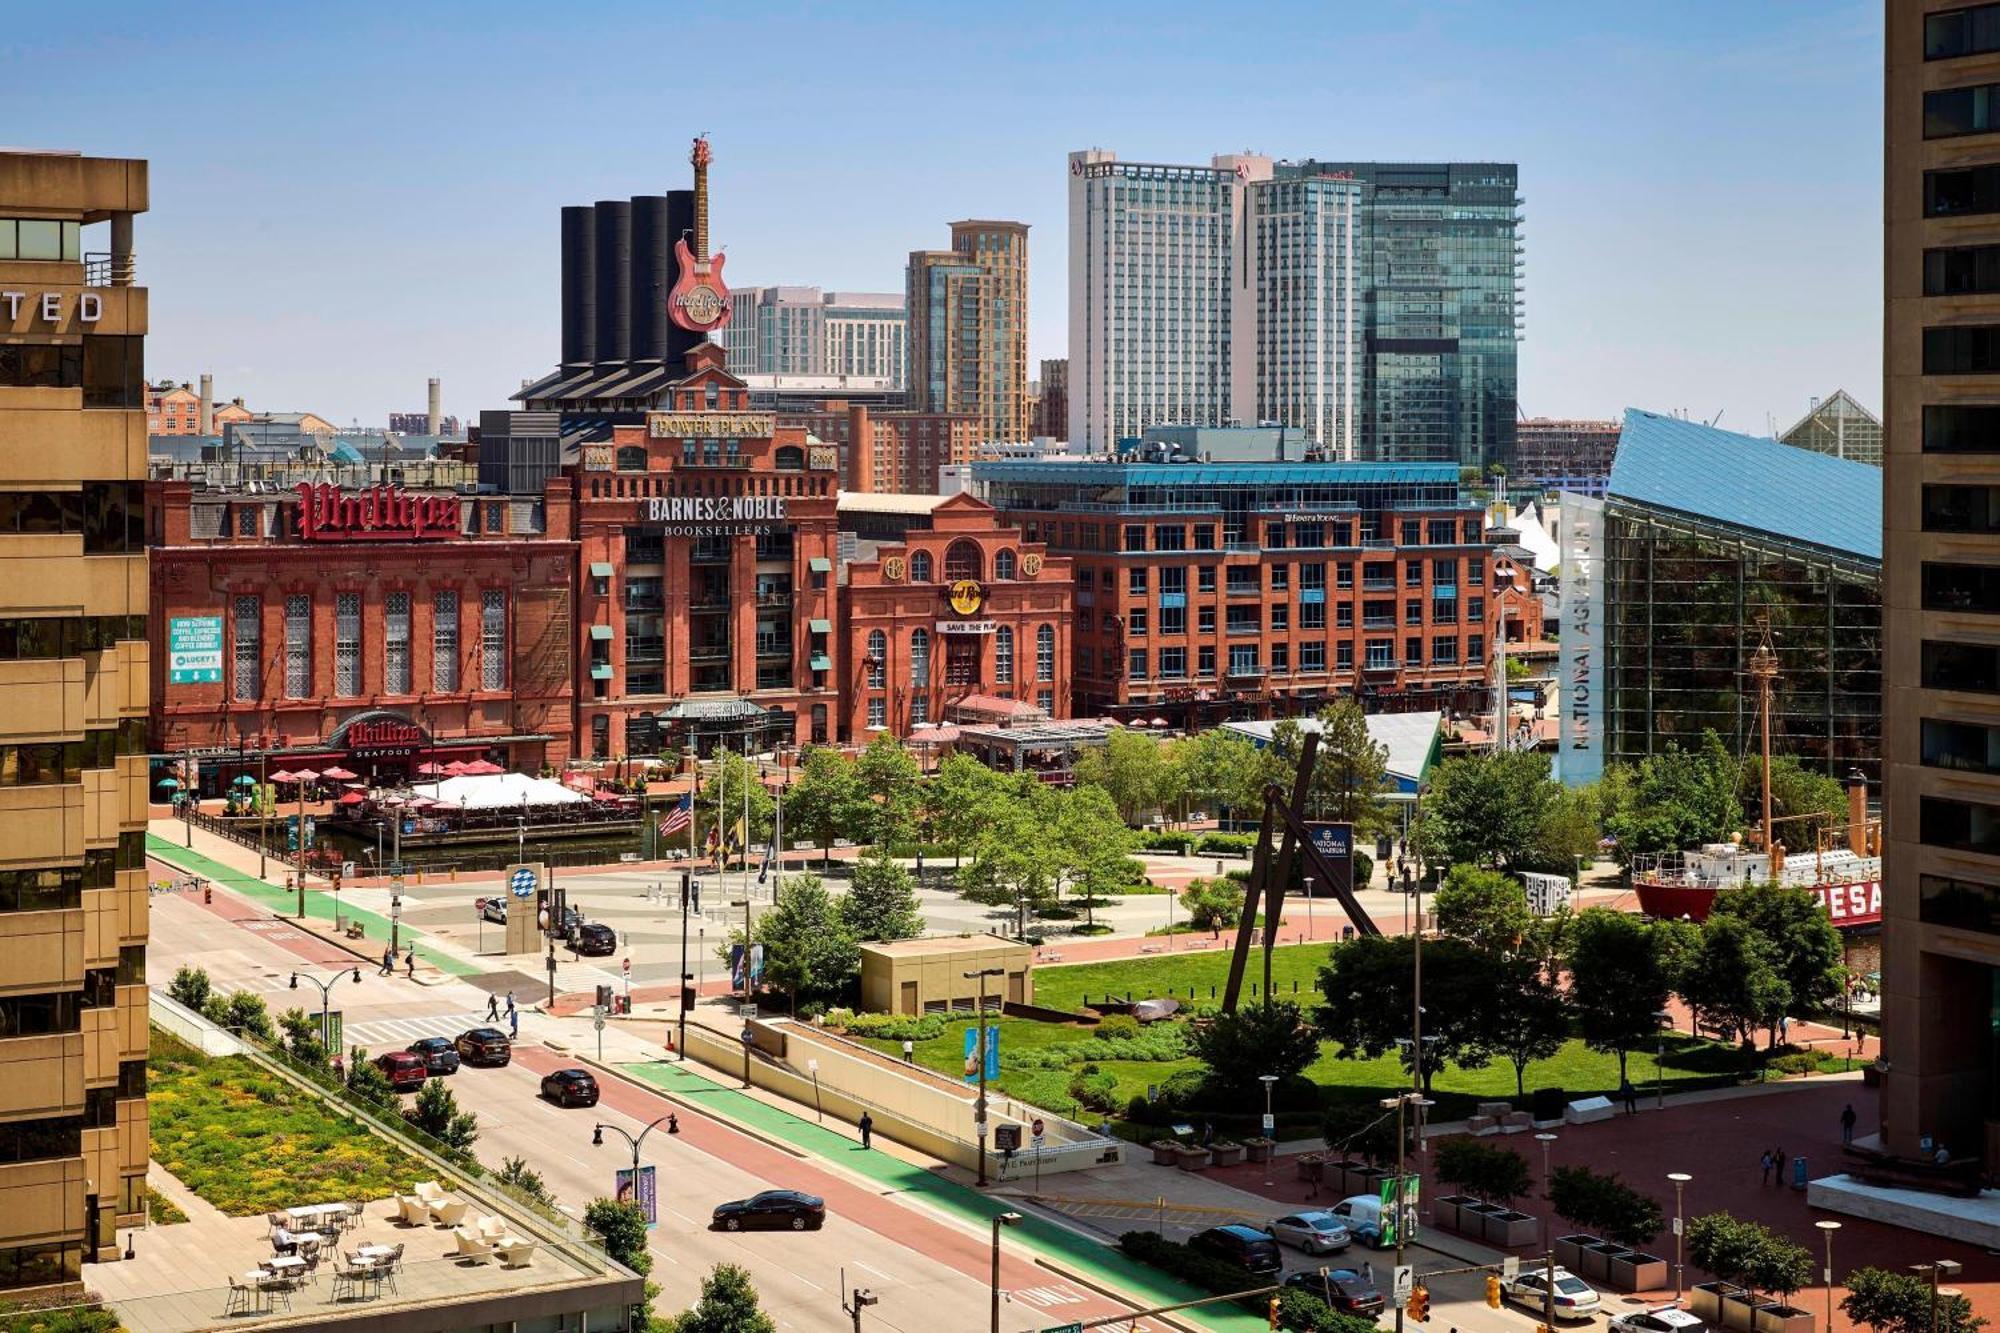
[451,1225,495,1263]
[496,1237,539,1268]
[429,1197,469,1227]
[396,1193,431,1226]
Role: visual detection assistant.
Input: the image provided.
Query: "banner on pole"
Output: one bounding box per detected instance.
[962,1025,1000,1083]
[614,1165,658,1225]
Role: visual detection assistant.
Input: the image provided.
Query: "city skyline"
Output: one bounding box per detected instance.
[4,0,1879,436]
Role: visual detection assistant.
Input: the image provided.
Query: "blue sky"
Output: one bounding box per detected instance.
[4,1,1880,435]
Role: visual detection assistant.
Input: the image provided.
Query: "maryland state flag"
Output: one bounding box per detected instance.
[722,817,747,857]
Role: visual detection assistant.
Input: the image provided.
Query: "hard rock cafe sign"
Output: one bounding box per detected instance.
[1020,552,1043,577]
[294,483,460,542]
[946,579,985,616]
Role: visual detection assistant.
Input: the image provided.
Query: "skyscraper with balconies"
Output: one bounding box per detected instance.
[907,221,1030,447]
[0,148,151,1296]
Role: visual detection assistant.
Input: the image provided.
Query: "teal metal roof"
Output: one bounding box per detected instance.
[971,460,1462,487]
[1606,409,1881,564]
[589,562,613,578]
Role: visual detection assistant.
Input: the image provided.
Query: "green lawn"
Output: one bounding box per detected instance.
[149,1028,428,1216]
[1032,941,1331,1013]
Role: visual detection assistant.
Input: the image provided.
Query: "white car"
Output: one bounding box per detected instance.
[1610,1309,1708,1333]
[1504,1267,1602,1321]
[1268,1210,1352,1254]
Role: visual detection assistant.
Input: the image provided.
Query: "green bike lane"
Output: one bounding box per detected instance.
[622,1059,1267,1332]
[145,834,483,978]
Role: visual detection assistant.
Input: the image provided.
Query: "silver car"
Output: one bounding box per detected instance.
[1610,1308,1708,1333]
[1268,1210,1351,1254]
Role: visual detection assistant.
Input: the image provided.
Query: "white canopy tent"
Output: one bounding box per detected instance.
[408,773,589,810]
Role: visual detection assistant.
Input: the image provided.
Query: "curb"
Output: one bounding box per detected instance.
[1028,1254,1205,1333]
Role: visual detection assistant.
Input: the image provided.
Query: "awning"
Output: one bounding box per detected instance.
[589,562,614,578]
[590,625,614,641]
[810,654,832,671]
[808,618,831,634]
[808,557,832,572]
[590,664,614,680]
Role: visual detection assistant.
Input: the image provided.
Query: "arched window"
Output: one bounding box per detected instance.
[616,445,647,472]
[910,628,930,685]
[994,548,1017,580]
[1036,624,1055,682]
[909,550,933,583]
[866,630,886,688]
[995,626,1014,682]
[944,540,982,582]
[774,445,805,471]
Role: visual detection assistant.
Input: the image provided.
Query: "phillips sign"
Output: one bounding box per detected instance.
[294,484,461,541]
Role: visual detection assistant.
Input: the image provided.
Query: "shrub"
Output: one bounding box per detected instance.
[838,1011,949,1042]
[1097,1014,1141,1041]
[1068,1066,1119,1111]
[1141,832,1195,854]
[168,965,212,1012]
[1007,1069,1080,1117]
[1434,1139,1532,1206]
[1194,832,1256,857]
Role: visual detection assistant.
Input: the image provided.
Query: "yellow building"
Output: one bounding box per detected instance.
[0,149,150,1294]
[906,220,1030,446]
[858,934,1033,1016]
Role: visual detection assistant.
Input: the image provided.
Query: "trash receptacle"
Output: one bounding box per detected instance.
[1792,1156,1807,1190]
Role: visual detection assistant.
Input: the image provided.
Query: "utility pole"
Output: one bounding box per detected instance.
[966,966,1004,1187]
[679,871,691,1061]
[257,749,269,877]
[295,782,307,917]
[840,1270,877,1331]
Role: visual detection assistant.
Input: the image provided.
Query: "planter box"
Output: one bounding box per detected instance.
[1211,1143,1245,1167]
[1606,1251,1669,1294]
[1690,1284,1747,1326]
[1578,1241,1631,1283]
[1245,1138,1275,1164]
[1720,1291,1763,1332]
[1150,1142,1180,1166]
[1296,1157,1327,1185]
[1346,1165,1386,1197]
[1458,1201,1501,1238]
[1174,1145,1212,1171]
[1554,1234,1595,1271]
[1433,1194,1478,1234]
[1755,1304,1814,1333]
[1484,1209,1539,1248]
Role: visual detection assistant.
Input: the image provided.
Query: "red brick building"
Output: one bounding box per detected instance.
[840,493,1072,738]
[147,474,577,789]
[780,401,978,493]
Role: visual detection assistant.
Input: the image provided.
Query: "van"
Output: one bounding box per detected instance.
[1327,1194,1417,1249]
[1188,1226,1283,1278]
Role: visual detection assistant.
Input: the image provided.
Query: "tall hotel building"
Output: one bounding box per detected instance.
[1067,149,1520,468]
[0,151,151,1293]
[907,221,1031,446]
[1883,1,2000,1166]
[720,287,907,386]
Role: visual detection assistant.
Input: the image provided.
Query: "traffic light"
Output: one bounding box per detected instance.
[1268,1295,1280,1329]
[1406,1284,1430,1323]
[1486,1275,1504,1309]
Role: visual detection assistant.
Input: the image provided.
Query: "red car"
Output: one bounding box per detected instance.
[373,1050,428,1092]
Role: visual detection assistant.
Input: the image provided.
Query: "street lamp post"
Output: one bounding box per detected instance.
[1381,1091,1429,1333]
[592,1115,678,1197]
[289,967,361,1065]
[1259,1074,1278,1186]
[1534,1131,1559,1241]
[1910,1260,1963,1333]
[966,967,1004,1187]
[989,1211,1021,1333]
[1667,1172,1692,1301]
[1302,875,1314,944]
[1815,1220,1840,1333]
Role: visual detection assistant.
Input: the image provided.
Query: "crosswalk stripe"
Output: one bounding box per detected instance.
[344,1012,488,1048]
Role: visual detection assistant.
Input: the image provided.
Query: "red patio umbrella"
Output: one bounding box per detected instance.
[268,770,298,783]
[443,760,472,775]
[335,791,366,806]
[291,767,322,781]
[417,762,449,777]
[320,766,358,781]
[461,759,504,775]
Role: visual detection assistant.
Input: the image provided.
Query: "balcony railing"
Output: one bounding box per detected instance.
[690,646,730,663]
[83,251,136,286]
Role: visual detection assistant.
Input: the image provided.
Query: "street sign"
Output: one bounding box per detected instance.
[510,866,537,898]
[1502,1255,1520,1280]
[1393,1265,1413,1302]
[475,897,488,913]
[1043,1325,1083,1333]
[1262,1112,1276,1132]
[622,957,631,974]
[742,1003,759,1021]
[1031,1117,1045,1138]
[994,1124,1022,1152]
[594,1011,606,1032]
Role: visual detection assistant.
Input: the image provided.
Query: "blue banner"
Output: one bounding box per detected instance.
[962,1025,999,1083]
[729,944,747,991]
[615,1165,658,1226]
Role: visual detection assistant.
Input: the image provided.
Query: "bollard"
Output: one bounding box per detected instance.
[450,868,458,881]
[415,869,423,885]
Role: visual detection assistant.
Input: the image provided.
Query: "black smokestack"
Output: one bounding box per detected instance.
[593,199,632,365]
[665,188,700,364]
[560,205,596,369]
[629,195,671,364]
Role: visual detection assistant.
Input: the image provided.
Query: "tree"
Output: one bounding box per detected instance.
[1567,909,1671,1082]
[1190,1000,1322,1095]
[1740,756,1849,840]
[1177,877,1242,937]
[1256,702,1395,834]
[1321,1101,1399,1165]
[785,747,868,867]
[1433,865,1535,957]
[1679,915,1790,1048]
[958,785,1062,936]
[1436,1139,1532,1206]
[1486,959,1570,1097]
[751,874,859,1009]
[167,966,212,1012]
[344,1047,395,1106]
[1420,750,1558,869]
[583,1197,652,1279]
[928,753,1014,867]
[1074,727,1174,825]
[276,1007,327,1066]
[1844,1268,1990,1333]
[1600,733,1741,862]
[497,1155,554,1207]
[204,990,275,1042]
[1316,936,1497,1093]
[405,1075,479,1151]
[855,733,922,845]
[1528,783,1602,876]
[667,1263,778,1333]
[1686,1213,1810,1302]
[1169,727,1263,823]
[1548,1166,1665,1249]
[1056,785,1139,930]
[1710,880,1844,1021]
[839,849,925,943]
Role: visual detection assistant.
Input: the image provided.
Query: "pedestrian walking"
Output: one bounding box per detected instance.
[404,945,416,979]
[508,1005,520,1038]
[1201,1117,1215,1148]
[485,993,500,1021]
[1619,1078,1637,1114]
[1840,1103,1857,1145]
[1759,1149,1774,1186]
[1362,1260,1374,1284]
[379,945,394,976]
[1775,1146,1788,1183]
[858,1111,874,1149]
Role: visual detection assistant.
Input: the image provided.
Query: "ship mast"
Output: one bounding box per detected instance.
[1747,617,1780,852]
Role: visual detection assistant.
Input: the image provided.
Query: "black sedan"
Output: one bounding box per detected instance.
[540,1068,599,1107]
[454,1027,513,1067]
[568,922,617,957]
[407,1036,460,1075]
[711,1190,825,1232]
[1284,1268,1387,1319]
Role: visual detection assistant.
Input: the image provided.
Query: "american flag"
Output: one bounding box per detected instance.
[657,794,692,839]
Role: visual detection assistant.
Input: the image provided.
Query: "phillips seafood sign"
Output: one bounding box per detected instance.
[293,484,461,541]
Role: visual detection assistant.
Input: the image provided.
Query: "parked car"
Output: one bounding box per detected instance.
[540,1068,599,1107]
[1284,1268,1386,1318]
[1188,1225,1283,1278]
[1269,1210,1352,1254]
[567,921,617,957]
[373,1050,428,1092]
[480,898,508,925]
[1610,1308,1707,1333]
[406,1036,459,1075]
[1326,1194,1412,1249]
[711,1190,825,1231]
[1504,1267,1602,1321]
[453,1027,512,1067]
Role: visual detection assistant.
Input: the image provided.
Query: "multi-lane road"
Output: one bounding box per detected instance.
[146,878,1162,1332]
